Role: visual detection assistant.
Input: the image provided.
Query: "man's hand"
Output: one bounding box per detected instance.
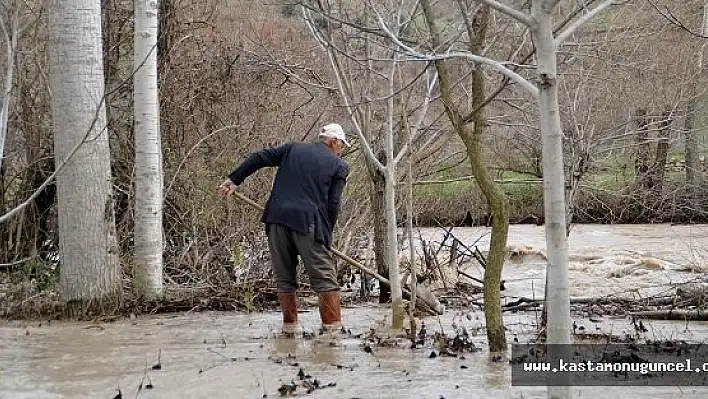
[218,179,237,196]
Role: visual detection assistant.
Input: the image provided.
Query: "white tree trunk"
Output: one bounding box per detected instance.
[48,0,121,313]
[687,0,708,186]
[383,55,404,330]
[701,0,708,165]
[133,0,164,298]
[532,2,572,398]
[406,134,417,326]
[383,166,404,328]
[0,3,18,175]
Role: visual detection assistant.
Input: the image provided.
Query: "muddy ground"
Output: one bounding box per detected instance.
[3,304,708,399]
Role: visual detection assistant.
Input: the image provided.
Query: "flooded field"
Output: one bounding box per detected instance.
[2,224,708,398]
[3,307,708,398]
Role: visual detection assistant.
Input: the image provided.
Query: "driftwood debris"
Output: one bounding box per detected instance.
[630,310,708,321]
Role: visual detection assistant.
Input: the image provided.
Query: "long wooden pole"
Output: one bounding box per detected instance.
[229,190,442,313]
[230,191,389,283]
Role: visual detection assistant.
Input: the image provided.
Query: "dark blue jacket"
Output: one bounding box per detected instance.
[228,142,349,249]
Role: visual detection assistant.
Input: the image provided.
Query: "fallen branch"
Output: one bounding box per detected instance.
[503,297,540,312]
[413,175,542,185]
[0,256,35,268]
[629,310,708,321]
[457,269,505,291]
[503,302,541,312]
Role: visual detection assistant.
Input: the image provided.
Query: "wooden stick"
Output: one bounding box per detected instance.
[228,190,442,313]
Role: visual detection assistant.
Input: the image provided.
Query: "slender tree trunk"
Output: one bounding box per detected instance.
[461,121,509,352]
[686,102,699,186]
[365,151,391,303]
[0,3,18,263]
[379,52,404,330]
[0,3,18,175]
[406,138,417,334]
[532,2,572,398]
[134,0,164,298]
[383,59,404,329]
[421,0,508,352]
[634,109,651,187]
[467,6,508,354]
[686,3,708,187]
[652,110,671,195]
[383,166,404,329]
[48,0,121,315]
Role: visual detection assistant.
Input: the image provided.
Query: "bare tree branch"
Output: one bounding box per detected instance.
[555,0,617,47]
[543,0,563,12]
[646,0,708,39]
[377,13,539,99]
[478,0,535,27]
[302,6,386,173]
[394,69,437,165]
[166,125,238,196]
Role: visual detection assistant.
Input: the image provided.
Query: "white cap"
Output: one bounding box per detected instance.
[319,123,351,147]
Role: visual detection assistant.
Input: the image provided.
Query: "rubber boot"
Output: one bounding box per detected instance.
[318,290,343,333]
[278,292,299,335]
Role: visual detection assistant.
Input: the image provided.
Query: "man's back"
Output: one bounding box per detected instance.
[228,141,349,248]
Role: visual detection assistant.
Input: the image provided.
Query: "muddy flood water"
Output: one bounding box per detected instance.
[3,224,708,399]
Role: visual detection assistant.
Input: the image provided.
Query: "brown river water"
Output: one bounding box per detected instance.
[2,224,708,398]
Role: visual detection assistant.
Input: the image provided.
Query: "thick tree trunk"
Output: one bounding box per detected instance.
[134,0,164,299]
[532,2,572,398]
[48,0,121,315]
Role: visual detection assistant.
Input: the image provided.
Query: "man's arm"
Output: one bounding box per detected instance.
[228,143,292,185]
[327,162,350,228]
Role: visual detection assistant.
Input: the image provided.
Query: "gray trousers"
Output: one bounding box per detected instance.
[267,223,339,293]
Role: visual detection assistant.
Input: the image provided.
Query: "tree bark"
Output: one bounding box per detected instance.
[652,110,671,194]
[685,102,699,187]
[0,3,18,175]
[48,0,121,315]
[532,2,572,397]
[383,166,404,329]
[366,151,391,303]
[634,108,651,187]
[687,0,708,188]
[134,0,164,299]
[383,57,404,330]
[406,130,417,334]
[157,0,176,72]
[420,1,508,352]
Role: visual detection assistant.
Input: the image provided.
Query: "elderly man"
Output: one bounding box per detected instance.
[219,123,351,335]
